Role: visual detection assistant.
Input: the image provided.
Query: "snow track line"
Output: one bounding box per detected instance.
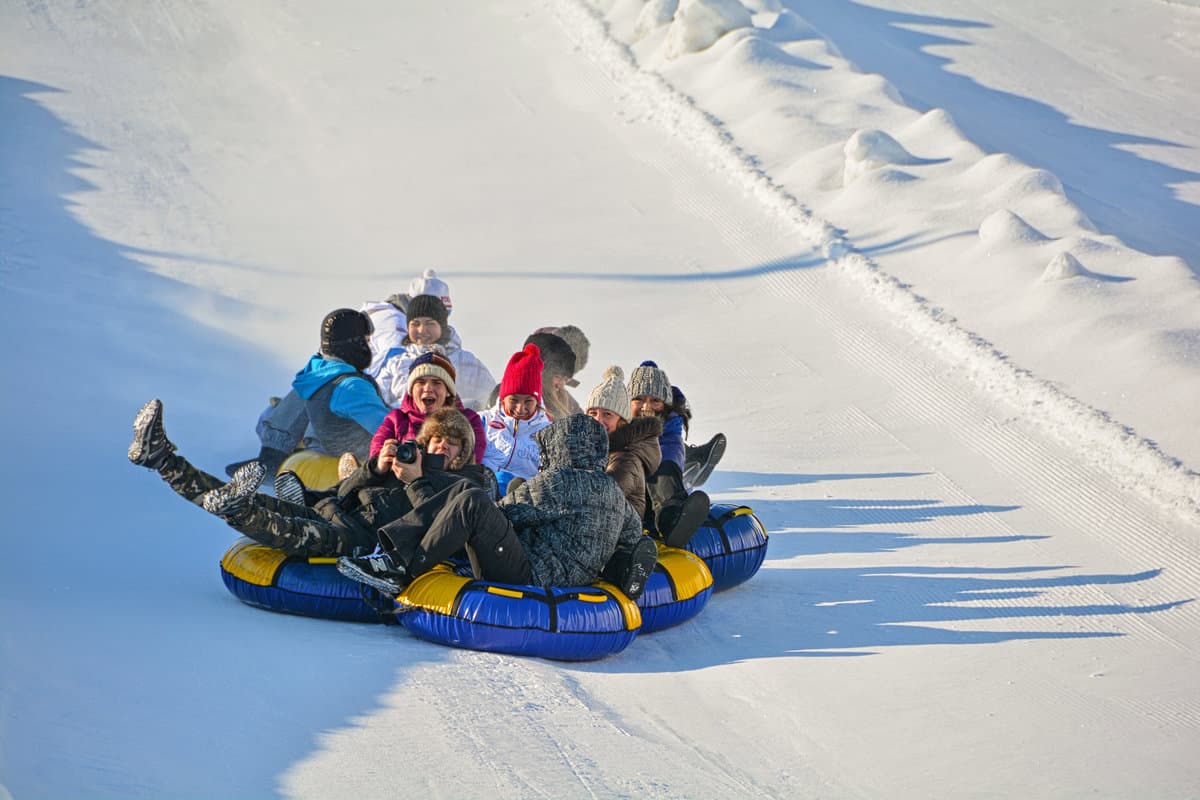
[549,0,1200,524]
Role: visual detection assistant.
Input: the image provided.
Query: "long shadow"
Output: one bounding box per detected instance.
[779,1,1200,273]
[0,76,413,799]
[579,473,1188,673]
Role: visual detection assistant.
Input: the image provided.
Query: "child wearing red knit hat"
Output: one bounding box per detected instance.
[481,343,553,492]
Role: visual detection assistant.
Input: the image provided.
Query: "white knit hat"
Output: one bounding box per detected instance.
[587,366,632,422]
[408,269,452,314]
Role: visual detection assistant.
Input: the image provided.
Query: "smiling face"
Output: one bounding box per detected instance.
[502,393,538,421]
[410,376,449,412]
[587,407,623,434]
[408,317,442,346]
[631,395,665,418]
[425,434,463,466]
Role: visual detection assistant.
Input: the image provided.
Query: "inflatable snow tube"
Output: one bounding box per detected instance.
[220,538,394,623]
[685,504,769,591]
[636,543,714,633]
[278,449,340,490]
[395,564,642,661]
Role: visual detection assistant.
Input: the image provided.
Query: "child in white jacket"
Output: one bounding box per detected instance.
[480,343,552,494]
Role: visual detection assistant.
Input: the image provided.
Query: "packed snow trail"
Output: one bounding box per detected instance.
[1,1,1197,798]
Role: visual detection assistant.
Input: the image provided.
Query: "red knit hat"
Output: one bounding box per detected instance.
[499,343,544,403]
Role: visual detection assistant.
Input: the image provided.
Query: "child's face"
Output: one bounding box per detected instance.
[425,435,463,465]
[587,408,622,434]
[411,377,449,412]
[502,393,538,421]
[408,317,442,345]
[631,395,665,418]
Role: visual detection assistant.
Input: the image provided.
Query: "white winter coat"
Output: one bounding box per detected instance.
[479,405,552,480]
[376,326,497,411]
[359,300,407,378]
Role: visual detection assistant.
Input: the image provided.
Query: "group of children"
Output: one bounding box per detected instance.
[130,270,726,600]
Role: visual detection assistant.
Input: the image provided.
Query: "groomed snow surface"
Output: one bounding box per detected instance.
[2,0,1198,797]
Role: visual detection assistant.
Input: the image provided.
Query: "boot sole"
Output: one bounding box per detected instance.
[128,399,163,465]
[683,434,726,489]
[336,558,406,596]
[622,537,660,599]
[202,462,267,516]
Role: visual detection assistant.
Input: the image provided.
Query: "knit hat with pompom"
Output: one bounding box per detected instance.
[627,360,672,404]
[586,366,632,422]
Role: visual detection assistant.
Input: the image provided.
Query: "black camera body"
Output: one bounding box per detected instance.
[393,442,447,472]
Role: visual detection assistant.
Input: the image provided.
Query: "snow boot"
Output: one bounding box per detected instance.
[617,536,659,600]
[337,550,411,595]
[128,399,176,471]
[659,490,710,549]
[202,461,267,520]
[337,452,360,481]
[273,470,307,507]
[682,433,726,490]
[225,447,288,479]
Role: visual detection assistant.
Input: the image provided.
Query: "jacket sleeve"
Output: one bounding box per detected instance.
[659,413,686,471]
[464,407,488,465]
[330,377,390,437]
[375,348,411,407]
[364,306,407,377]
[616,503,644,552]
[370,409,404,458]
[499,480,564,530]
[607,452,647,518]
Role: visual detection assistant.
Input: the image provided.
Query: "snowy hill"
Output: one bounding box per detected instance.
[2,1,1198,797]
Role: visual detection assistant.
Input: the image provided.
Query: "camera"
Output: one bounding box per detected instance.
[391,442,446,472]
[394,441,419,464]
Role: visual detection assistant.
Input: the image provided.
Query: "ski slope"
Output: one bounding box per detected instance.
[2,1,1198,797]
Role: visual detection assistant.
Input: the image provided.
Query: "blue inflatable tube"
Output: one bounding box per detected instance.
[220,539,394,623]
[395,565,641,661]
[637,543,713,633]
[685,504,769,591]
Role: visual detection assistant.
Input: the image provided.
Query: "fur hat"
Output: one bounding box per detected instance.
[524,332,576,378]
[407,350,457,397]
[416,407,475,469]
[499,343,544,403]
[406,294,449,329]
[407,269,452,314]
[628,360,672,404]
[586,365,631,422]
[320,308,373,371]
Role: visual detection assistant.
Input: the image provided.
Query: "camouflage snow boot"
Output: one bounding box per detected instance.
[128,399,176,471]
[202,461,268,520]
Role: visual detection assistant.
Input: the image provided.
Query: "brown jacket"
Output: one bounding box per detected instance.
[605,416,663,518]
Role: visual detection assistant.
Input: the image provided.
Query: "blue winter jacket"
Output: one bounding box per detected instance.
[659,412,686,471]
[292,355,390,435]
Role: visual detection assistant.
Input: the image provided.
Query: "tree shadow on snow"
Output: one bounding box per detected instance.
[0,76,405,800]
[776,1,1200,273]
[578,469,1188,673]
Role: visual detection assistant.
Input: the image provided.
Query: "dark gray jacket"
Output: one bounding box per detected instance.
[500,414,642,587]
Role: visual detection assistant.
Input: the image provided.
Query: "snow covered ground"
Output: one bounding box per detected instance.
[2,0,1198,797]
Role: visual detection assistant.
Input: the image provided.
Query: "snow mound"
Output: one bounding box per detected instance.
[843,129,918,184]
[633,0,678,41]
[979,209,1050,246]
[664,0,754,59]
[1041,251,1089,282]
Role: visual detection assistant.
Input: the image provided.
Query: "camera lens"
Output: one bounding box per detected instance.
[394,442,418,464]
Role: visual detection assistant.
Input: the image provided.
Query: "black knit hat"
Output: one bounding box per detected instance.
[320,309,374,371]
[406,294,449,328]
[524,332,576,378]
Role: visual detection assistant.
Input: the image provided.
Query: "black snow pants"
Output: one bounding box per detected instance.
[376,480,533,586]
